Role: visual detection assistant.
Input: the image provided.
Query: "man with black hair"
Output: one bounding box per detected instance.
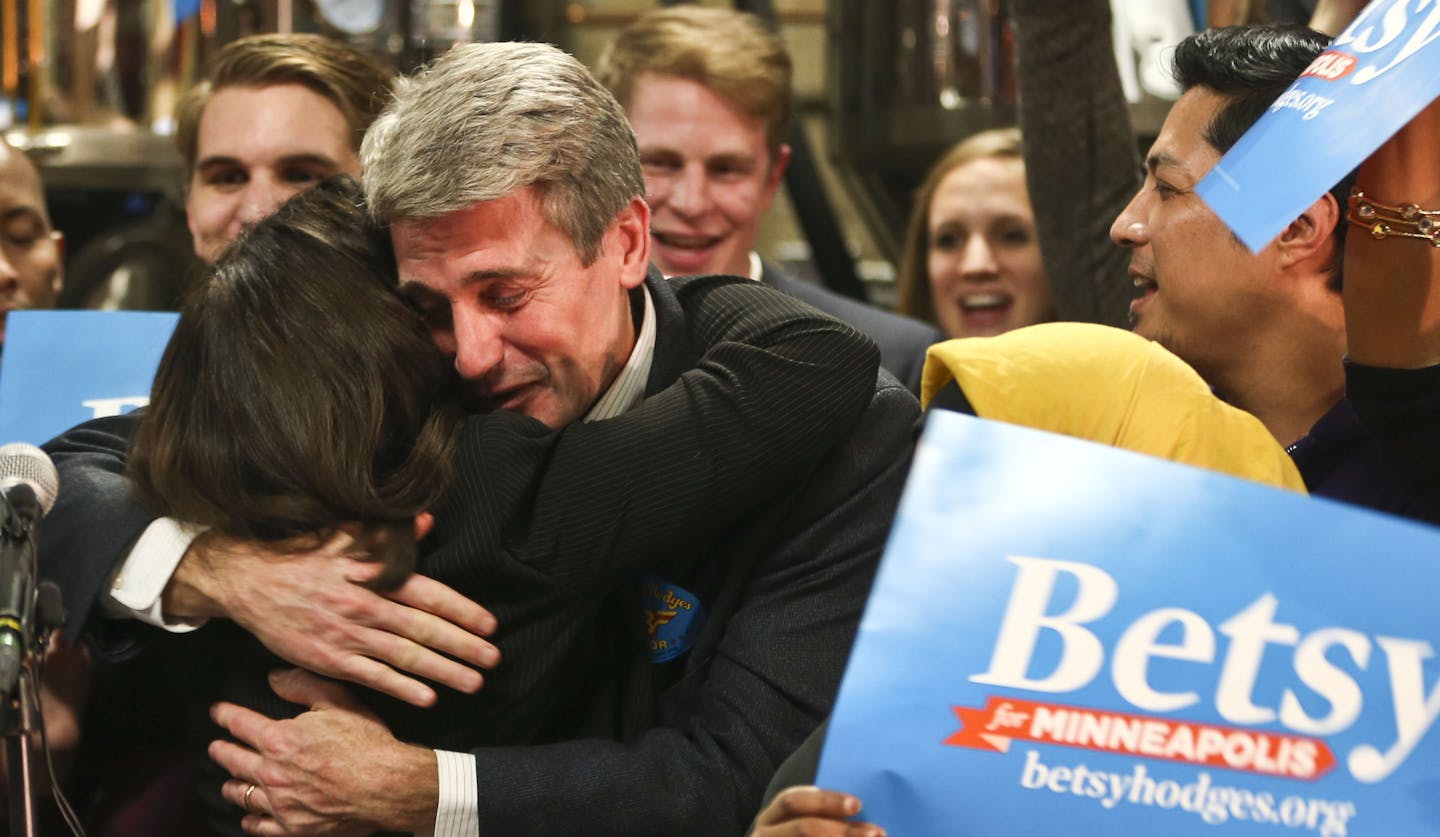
[1013,0,1440,521]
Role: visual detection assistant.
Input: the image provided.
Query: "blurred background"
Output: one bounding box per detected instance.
[0,0,1319,313]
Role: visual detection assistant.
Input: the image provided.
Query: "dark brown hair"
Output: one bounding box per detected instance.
[129,176,460,586]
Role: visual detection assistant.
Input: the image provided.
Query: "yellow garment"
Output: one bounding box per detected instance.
[921,323,1307,493]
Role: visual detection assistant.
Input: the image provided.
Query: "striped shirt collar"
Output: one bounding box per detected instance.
[658,253,763,283]
[584,284,656,422]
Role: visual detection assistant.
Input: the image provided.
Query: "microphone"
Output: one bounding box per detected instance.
[0,444,57,697]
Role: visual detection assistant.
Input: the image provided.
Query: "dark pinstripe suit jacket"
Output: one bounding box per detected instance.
[760,260,941,396]
[457,273,922,835]
[42,274,901,835]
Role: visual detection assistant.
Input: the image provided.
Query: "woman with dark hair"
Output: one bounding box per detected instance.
[130,178,460,592]
[65,175,881,834]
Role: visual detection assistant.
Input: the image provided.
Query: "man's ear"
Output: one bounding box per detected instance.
[414,512,435,541]
[766,143,792,192]
[614,196,651,290]
[1276,190,1342,272]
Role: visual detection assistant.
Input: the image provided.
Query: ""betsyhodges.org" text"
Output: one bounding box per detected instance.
[1018,749,1356,836]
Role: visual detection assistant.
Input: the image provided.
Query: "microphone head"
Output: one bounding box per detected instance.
[0,443,58,516]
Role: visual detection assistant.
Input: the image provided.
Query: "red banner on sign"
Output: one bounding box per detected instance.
[944,696,1336,780]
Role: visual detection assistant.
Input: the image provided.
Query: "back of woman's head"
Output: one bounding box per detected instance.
[130,177,459,573]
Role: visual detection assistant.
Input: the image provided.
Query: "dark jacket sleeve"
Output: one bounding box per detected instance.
[762,718,829,807]
[1344,361,1440,523]
[504,275,882,591]
[1011,0,1139,328]
[465,378,920,835]
[762,262,941,396]
[40,412,152,644]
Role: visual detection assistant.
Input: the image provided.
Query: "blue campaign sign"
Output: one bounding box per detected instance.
[1197,0,1440,252]
[817,410,1440,836]
[0,310,177,445]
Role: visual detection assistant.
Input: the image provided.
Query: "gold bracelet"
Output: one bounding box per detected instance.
[1347,188,1440,247]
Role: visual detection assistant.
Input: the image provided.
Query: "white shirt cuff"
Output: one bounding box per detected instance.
[416,749,478,837]
[105,518,208,631]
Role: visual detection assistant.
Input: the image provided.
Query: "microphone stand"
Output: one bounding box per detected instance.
[0,491,40,837]
[5,663,39,837]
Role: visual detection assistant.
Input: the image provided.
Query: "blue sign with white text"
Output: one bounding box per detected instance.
[0,310,177,445]
[1198,0,1440,251]
[817,411,1440,836]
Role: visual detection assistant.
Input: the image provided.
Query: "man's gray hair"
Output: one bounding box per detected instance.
[361,41,644,264]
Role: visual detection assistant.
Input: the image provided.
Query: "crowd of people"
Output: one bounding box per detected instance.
[0,0,1433,834]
